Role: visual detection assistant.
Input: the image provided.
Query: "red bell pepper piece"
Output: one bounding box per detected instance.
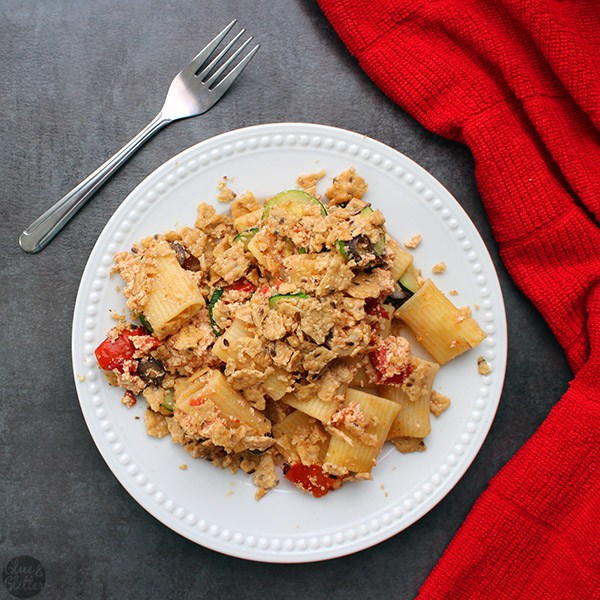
[284,463,337,498]
[365,297,390,319]
[369,344,414,385]
[225,278,256,294]
[95,327,158,373]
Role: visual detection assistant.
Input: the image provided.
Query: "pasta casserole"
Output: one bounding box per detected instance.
[94,169,486,499]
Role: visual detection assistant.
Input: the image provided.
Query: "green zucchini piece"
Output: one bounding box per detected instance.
[262,190,327,218]
[335,239,349,259]
[373,233,386,256]
[269,292,309,308]
[358,206,385,258]
[161,390,175,413]
[385,285,411,308]
[139,314,154,334]
[398,265,420,294]
[233,227,259,246]
[208,288,224,336]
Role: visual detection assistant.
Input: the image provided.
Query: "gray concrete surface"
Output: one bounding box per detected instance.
[0,1,572,598]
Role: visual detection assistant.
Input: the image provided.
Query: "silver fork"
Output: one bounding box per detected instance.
[19,20,259,254]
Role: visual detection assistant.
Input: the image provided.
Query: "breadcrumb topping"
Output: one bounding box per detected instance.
[297,169,326,197]
[430,390,451,417]
[477,356,492,375]
[404,234,422,249]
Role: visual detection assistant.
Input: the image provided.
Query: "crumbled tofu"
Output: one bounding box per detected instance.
[77,374,86,382]
[404,234,422,249]
[217,178,236,203]
[252,454,279,496]
[297,169,326,196]
[456,306,472,323]
[391,437,426,453]
[432,262,446,274]
[211,244,250,283]
[323,462,350,478]
[121,390,137,408]
[144,409,169,438]
[179,463,188,471]
[477,356,492,375]
[325,168,368,205]
[230,191,260,219]
[430,391,451,417]
[370,335,412,383]
[130,334,159,356]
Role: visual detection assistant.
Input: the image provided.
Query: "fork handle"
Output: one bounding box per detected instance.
[19,112,171,253]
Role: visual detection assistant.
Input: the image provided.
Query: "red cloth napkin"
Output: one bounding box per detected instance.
[318,0,600,597]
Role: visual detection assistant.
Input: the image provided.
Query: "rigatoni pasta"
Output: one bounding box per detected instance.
[95,167,483,499]
[282,391,339,423]
[324,389,401,474]
[382,388,432,439]
[396,279,486,364]
[143,243,205,339]
[211,318,252,362]
[263,368,294,401]
[273,411,329,465]
[380,356,439,439]
[178,369,270,435]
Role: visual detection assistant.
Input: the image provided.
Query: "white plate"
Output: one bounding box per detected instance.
[72,123,506,562]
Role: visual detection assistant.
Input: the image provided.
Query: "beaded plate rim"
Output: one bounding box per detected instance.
[72,122,507,562]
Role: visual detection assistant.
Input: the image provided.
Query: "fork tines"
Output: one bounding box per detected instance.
[185,20,260,94]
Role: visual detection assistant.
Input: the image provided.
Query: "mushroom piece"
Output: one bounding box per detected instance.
[170,241,201,272]
[137,358,165,386]
[347,235,384,269]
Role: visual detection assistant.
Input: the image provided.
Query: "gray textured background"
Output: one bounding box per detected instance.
[1,1,571,599]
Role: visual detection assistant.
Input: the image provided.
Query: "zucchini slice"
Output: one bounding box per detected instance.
[373,233,386,256]
[208,288,224,336]
[233,227,259,246]
[269,292,309,308]
[160,390,175,413]
[385,284,412,308]
[335,239,349,259]
[358,206,385,256]
[139,313,154,334]
[263,190,327,219]
[339,234,385,266]
[398,264,420,294]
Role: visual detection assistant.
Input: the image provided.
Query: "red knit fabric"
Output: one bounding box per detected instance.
[318,1,600,598]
